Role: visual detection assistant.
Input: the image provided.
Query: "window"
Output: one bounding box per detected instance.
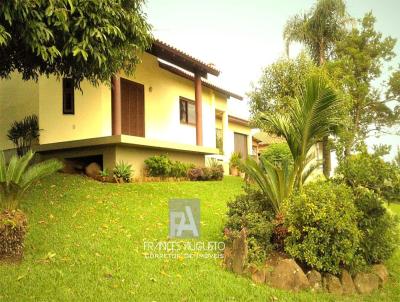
[63,78,75,114]
[179,97,196,125]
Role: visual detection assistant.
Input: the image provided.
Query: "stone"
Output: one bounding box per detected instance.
[307,270,322,292]
[223,246,233,270]
[85,162,101,179]
[251,268,266,284]
[323,273,343,295]
[266,259,310,292]
[371,264,389,286]
[340,269,356,295]
[231,228,248,274]
[353,272,380,294]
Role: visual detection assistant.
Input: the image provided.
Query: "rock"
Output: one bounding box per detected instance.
[354,272,380,294]
[266,259,310,292]
[85,162,101,179]
[340,269,356,295]
[307,270,322,292]
[323,273,343,295]
[251,268,266,284]
[231,228,248,274]
[223,246,233,270]
[371,264,389,286]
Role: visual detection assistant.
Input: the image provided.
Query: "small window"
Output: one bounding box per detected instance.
[63,78,75,114]
[179,97,196,125]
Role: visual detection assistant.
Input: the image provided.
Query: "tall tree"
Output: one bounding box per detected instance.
[249,53,315,122]
[328,13,400,156]
[283,0,349,177]
[0,0,153,87]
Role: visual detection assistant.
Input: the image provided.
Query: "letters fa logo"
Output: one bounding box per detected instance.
[169,199,200,238]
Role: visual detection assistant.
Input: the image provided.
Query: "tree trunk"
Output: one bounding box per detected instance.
[322,136,331,178]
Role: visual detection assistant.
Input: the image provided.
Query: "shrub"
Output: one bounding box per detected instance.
[210,166,224,180]
[113,161,133,182]
[260,142,293,167]
[188,168,204,181]
[229,152,242,168]
[7,115,40,156]
[170,161,193,178]
[225,188,275,263]
[283,181,361,274]
[336,148,400,203]
[188,166,224,181]
[353,187,400,264]
[144,155,172,177]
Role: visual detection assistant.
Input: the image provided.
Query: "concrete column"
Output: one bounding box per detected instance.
[222,111,229,155]
[194,73,203,146]
[111,75,121,135]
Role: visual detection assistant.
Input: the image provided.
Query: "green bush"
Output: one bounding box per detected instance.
[229,152,242,168]
[283,181,361,274]
[144,155,194,178]
[144,155,172,177]
[113,161,133,182]
[170,161,193,178]
[336,148,400,203]
[353,187,400,264]
[260,142,293,167]
[225,188,275,263]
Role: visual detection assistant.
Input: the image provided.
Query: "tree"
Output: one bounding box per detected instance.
[242,75,342,213]
[249,52,316,128]
[0,0,153,87]
[283,0,349,177]
[329,13,400,155]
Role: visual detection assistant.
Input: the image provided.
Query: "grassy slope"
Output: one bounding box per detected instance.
[0,174,399,302]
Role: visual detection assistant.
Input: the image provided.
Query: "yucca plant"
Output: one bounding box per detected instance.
[0,150,62,260]
[113,161,134,183]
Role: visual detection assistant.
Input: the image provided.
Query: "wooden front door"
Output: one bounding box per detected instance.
[121,78,145,137]
[234,132,248,159]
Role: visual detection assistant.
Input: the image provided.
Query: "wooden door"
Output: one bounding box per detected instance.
[234,133,248,159]
[121,78,145,137]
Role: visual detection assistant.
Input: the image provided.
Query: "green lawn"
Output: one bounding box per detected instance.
[0,174,399,301]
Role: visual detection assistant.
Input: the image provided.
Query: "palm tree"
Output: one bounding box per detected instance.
[241,75,342,213]
[283,0,349,177]
[0,150,63,211]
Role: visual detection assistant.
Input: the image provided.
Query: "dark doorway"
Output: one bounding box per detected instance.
[121,78,145,137]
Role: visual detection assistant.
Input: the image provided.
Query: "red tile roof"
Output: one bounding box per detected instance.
[148,39,220,77]
[158,60,243,100]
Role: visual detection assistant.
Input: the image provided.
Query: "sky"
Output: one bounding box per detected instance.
[144,0,400,160]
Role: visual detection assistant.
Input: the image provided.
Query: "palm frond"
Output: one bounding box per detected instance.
[20,159,63,192]
[240,157,294,214]
[0,151,6,182]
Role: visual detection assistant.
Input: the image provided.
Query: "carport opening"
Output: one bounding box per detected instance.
[63,154,103,173]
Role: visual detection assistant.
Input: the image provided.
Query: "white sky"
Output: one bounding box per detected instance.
[145,0,400,159]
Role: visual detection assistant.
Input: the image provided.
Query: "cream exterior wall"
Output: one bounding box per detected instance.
[38,76,112,144]
[0,73,39,150]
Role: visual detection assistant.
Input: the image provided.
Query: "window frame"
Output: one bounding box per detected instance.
[179,97,196,126]
[62,78,75,115]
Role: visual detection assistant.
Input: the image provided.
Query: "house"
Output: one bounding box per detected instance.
[0,39,252,177]
[252,132,286,158]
